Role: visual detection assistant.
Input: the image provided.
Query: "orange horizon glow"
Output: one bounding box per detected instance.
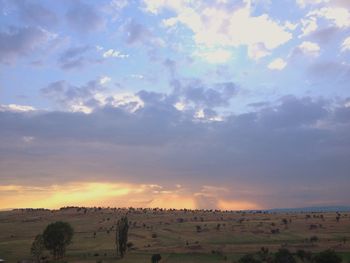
[0,181,260,210]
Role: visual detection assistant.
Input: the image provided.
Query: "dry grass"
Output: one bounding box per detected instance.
[0,208,349,262]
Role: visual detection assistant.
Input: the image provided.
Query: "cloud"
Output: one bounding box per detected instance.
[102,49,129,58]
[0,26,53,64]
[300,17,318,37]
[341,36,350,52]
[99,76,111,85]
[268,58,287,70]
[66,1,105,34]
[296,0,328,8]
[41,79,104,113]
[247,43,271,60]
[11,0,58,27]
[58,45,92,70]
[294,41,321,56]
[151,0,292,59]
[41,78,144,113]
[123,19,152,45]
[0,104,35,112]
[1,94,350,208]
[173,80,238,110]
[308,60,350,81]
[308,7,350,28]
[194,48,233,63]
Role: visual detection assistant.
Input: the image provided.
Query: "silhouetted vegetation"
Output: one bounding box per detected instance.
[42,221,74,260]
[115,216,129,258]
[30,234,44,262]
[151,253,162,263]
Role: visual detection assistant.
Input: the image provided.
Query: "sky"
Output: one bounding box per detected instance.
[1,0,350,210]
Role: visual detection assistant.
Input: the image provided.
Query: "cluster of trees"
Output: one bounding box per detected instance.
[238,248,342,263]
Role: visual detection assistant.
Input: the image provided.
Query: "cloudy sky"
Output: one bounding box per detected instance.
[1,0,350,210]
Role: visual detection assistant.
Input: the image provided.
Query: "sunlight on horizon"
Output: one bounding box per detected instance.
[0,182,260,210]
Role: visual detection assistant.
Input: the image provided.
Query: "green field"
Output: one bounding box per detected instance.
[0,208,349,262]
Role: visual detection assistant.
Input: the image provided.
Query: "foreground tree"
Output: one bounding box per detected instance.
[31,234,45,262]
[115,216,129,258]
[43,221,74,260]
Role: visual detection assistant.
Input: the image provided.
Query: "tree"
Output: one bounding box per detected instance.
[31,234,45,262]
[313,250,342,263]
[115,216,129,258]
[274,249,296,263]
[151,254,162,263]
[42,221,74,260]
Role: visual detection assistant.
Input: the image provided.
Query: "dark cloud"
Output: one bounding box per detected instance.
[308,26,339,44]
[12,0,58,27]
[1,93,350,207]
[57,45,101,70]
[0,26,51,64]
[177,80,237,108]
[124,19,152,45]
[66,1,105,34]
[41,79,104,109]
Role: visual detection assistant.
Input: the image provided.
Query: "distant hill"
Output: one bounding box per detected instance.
[267,206,350,213]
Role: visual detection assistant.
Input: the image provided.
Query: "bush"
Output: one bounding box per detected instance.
[274,249,296,263]
[313,250,342,263]
[238,254,261,263]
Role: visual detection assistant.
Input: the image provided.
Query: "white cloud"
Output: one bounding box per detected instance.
[341,36,350,52]
[143,0,190,14]
[296,0,350,9]
[248,43,271,60]
[0,104,36,112]
[147,1,292,60]
[298,41,321,56]
[102,49,129,58]
[268,58,287,70]
[22,136,35,143]
[308,7,350,28]
[284,21,298,31]
[194,48,233,64]
[296,0,328,8]
[300,17,318,37]
[99,76,111,85]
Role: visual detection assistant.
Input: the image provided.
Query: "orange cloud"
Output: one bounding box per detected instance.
[0,182,259,210]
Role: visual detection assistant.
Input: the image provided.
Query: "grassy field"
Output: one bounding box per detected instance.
[0,208,349,262]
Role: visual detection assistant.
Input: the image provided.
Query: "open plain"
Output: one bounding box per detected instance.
[0,208,349,262]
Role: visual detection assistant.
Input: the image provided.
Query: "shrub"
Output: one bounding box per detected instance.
[238,254,261,263]
[313,249,342,263]
[151,253,162,263]
[31,234,45,262]
[274,249,296,263]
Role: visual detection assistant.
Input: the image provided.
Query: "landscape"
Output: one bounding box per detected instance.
[1,0,350,262]
[1,207,350,262]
